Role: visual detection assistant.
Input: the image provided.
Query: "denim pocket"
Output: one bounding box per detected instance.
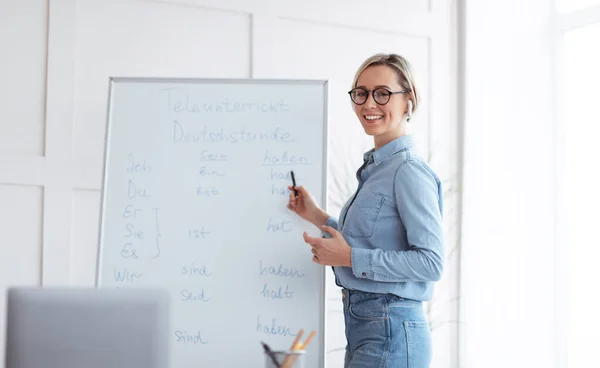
[344,191,385,238]
[403,321,432,368]
[348,296,388,321]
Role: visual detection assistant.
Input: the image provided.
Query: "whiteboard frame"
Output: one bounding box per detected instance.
[94,77,330,368]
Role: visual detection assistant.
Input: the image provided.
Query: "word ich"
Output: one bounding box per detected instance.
[126,153,151,173]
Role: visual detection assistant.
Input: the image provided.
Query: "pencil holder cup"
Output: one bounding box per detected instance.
[264,349,306,368]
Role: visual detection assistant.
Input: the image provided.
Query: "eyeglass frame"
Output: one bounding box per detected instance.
[347,87,409,105]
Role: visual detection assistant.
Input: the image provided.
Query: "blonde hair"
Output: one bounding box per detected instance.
[351,53,420,114]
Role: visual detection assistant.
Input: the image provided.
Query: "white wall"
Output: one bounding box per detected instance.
[460,0,556,367]
[0,1,458,367]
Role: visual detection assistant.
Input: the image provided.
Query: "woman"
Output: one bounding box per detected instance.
[287,53,444,368]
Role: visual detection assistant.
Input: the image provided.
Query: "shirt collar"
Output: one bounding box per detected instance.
[363,135,414,165]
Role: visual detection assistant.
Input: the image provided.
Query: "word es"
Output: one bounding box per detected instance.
[120,242,139,259]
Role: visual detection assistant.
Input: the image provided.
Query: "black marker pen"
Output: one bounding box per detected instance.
[290,170,299,197]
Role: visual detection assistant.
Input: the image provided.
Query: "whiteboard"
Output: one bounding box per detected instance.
[95,77,328,368]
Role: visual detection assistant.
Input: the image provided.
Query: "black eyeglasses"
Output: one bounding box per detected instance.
[348,87,408,105]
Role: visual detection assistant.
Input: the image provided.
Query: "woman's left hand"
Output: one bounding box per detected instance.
[303,225,352,267]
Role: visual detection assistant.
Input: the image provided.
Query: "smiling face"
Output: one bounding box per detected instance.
[352,64,410,149]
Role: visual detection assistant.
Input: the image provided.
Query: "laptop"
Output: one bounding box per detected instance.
[4,287,170,368]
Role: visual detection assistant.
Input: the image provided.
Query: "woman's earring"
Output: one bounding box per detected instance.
[407,100,413,122]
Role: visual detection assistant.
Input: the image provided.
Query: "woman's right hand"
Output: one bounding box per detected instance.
[287,185,328,228]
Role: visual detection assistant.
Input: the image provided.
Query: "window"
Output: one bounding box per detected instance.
[557,6,600,368]
[558,0,600,12]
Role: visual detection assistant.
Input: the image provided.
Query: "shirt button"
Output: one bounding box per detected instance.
[362,272,366,277]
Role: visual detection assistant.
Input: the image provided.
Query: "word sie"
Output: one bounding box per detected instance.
[124,223,144,239]
[174,330,208,345]
[256,315,298,337]
[180,288,211,302]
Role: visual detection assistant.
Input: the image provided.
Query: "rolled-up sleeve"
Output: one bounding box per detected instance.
[351,160,445,282]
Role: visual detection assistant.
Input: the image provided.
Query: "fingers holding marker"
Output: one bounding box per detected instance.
[289,184,308,195]
[288,185,306,200]
[290,170,299,197]
[287,186,298,198]
[296,185,308,196]
[287,189,297,208]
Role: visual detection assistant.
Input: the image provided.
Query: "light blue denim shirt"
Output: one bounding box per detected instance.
[324,135,444,301]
